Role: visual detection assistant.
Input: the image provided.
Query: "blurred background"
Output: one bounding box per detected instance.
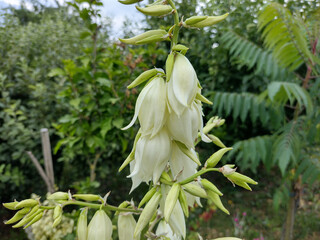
[0,0,319,239]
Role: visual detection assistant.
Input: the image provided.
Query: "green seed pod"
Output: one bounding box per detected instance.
[77,208,88,240]
[119,29,167,45]
[136,5,173,17]
[15,199,38,209]
[165,53,175,82]
[53,205,62,220]
[5,212,25,225]
[188,13,229,28]
[23,212,44,229]
[207,191,229,215]
[134,192,161,238]
[127,69,159,89]
[196,92,213,105]
[185,16,208,25]
[182,183,207,198]
[138,187,157,208]
[178,189,189,218]
[175,141,201,166]
[207,134,226,148]
[47,192,69,201]
[164,183,180,222]
[52,215,62,228]
[118,0,142,5]
[3,201,20,210]
[201,179,223,196]
[73,194,102,202]
[205,147,233,168]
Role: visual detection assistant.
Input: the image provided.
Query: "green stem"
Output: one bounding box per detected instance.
[167,0,180,46]
[179,168,220,185]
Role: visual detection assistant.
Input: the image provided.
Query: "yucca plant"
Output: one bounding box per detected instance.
[211,3,319,240]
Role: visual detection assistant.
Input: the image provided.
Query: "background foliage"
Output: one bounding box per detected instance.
[1,0,319,239]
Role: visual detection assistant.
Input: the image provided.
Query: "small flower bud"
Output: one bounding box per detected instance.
[207,134,226,148]
[178,189,189,218]
[53,205,62,220]
[119,29,167,45]
[201,179,223,196]
[205,147,233,168]
[165,52,175,82]
[186,13,229,28]
[119,132,142,172]
[136,5,173,17]
[3,201,20,210]
[118,0,142,5]
[175,141,201,166]
[127,69,159,89]
[87,210,112,240]
[136,34,168,44]
[52,215,62,228]
[172,44,189,52]
[138,187,157,208]
[134,192,161,238]
[23,211,44,229]
[182,183,207,198]
[73,194,102,202]
[185,16,208,25]
[5,212,25,225]
[47,192,69,201]
[77,208,88,240]
[196,92,213,105]
[207,191,230,215]
[12,209,43,228]
[164,183,180,222]
[15,199,38,209]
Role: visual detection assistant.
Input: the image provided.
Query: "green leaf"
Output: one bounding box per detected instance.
[48,68,65,77]
[113,118,124,129]
[101,118,112,138]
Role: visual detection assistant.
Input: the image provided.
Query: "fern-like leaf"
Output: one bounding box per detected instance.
[266,81,313,115]
[258,3,314,71]
[220,31,292,80]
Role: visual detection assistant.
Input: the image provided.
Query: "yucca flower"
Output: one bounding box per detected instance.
[87,210,112,240]
[167,53,198,117]
[129,128,172,192]
[156,220,181,240]
[118,213,137,240]
[123,77,167,137]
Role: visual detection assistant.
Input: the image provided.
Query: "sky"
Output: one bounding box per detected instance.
[0,0,144,34]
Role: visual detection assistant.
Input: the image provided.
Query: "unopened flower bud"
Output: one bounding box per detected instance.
[87,210,112,240]
[118,0,142,5]
[127,69,159,89]
[165,53,175,82]
[134,192,161,238]
[77,208,88,240]
[47,191,69,201]
[185,16,208,25]
[53,205,62,220]
[136,5,173,17]
[182,183,207,198]
[207,191,230,215]
[5,211,25,225]
[178,189,189,218]
[201,179,223,196]
[23,211,44,229]
[172,44,189,52]
[186,13,229,28]
[196,92,213,105]
[15,199,38,209]
[73,194,101,202]
[213,238,242,240]
[138,187,157,208]
[205,147,233,168]
[164,183,180,222]
[175,141,201,166]
[118,213,137,240]
[207,134,226,148]
[52,215,62,228]
[119,132,142,172]
[3,201,20,210]
[136,33,168,44]
[120,29,167,45]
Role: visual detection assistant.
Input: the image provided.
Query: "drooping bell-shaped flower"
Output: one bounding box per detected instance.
[167,101,201,148]
[123,77,167,137]
[128,128,171,192]
[118,213,137,240]
[77,208,88,240]
[167,53,198,117]
[156,220,181,240]
[87,210,112,240]
[160,185,186,239]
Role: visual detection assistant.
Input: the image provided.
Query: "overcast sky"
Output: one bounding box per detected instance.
[0,0,144,34]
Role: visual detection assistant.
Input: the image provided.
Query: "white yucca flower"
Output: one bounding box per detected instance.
[167,53,198,117]
[160,185,186,239]
[123,77,167,137]
[118,213,138,240]
[169,142,201,206]
[87,210,112,240]
[156,220,181,240]
[129,128,171,192]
